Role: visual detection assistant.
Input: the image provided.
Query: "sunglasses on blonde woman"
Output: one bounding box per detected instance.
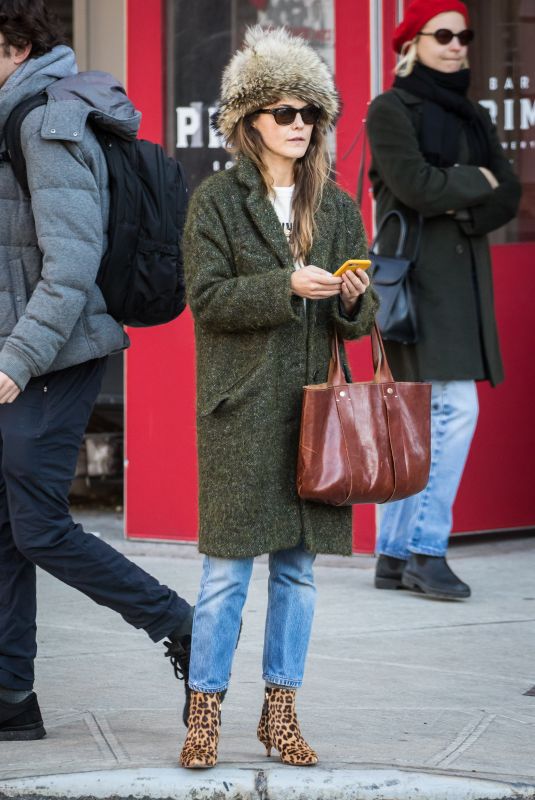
[254,105,322,126]
[419,28,475,46]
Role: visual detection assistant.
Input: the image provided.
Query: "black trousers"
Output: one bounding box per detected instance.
[0,358,190,690]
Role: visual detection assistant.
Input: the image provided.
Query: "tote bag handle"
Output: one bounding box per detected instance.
[327,323,394,387]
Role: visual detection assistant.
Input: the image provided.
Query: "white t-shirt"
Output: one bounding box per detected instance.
[270,185,306,308]
[270,185,303,271]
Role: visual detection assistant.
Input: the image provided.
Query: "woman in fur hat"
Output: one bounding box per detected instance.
[367,1,521,598]
[179,26,378,768]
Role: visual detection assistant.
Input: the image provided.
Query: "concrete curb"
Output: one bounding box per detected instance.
[1,767,535,800]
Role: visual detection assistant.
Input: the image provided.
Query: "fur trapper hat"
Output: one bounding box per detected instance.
[213,26,340,141]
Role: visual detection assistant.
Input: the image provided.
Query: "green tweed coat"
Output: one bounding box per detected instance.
[183,157,378,558]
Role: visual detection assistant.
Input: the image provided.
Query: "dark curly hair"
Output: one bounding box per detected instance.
[0,0,66,58]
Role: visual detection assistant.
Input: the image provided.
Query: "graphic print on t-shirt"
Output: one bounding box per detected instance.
[271,185,295,244]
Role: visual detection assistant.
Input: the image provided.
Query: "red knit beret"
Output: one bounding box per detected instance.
[392,0,469,53]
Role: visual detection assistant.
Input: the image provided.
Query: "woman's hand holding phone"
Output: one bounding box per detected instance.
[290,265,343,300]
[339,266,370,315]
[291,263,370,310]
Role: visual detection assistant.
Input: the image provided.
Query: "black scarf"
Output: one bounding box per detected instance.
[393,63,490,168]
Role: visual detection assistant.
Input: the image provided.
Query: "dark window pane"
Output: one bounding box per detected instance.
[468,0,535,243]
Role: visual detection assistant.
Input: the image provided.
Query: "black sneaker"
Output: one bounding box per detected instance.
[0,692,46,741]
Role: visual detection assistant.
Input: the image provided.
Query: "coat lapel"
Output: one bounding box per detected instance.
[237,158,294,269]
[236,158,338,275]
[306,187,338,328]
[308,194,335,272]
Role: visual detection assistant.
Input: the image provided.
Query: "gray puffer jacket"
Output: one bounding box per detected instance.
[0,46,139,390]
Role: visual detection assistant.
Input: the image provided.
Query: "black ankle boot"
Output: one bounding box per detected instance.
[402,554,471,599]
[164,634,192,726]
[0,692,46,741]
[374,554,407,589]
[165,617,243,727]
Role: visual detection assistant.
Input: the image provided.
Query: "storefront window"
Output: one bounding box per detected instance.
[166,0,335,191]
[167,1,533,243]
[468,0,535,243]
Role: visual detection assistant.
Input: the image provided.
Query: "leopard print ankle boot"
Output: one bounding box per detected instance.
[257,687,318,766]
[179,691,221,768]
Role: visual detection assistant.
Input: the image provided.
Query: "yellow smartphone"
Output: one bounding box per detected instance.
[333,259,372,277]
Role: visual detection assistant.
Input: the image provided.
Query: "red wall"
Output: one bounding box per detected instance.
[125,0,535,550]
[125,0,198,540]
[454,242,535,533]
[335,0,375,551]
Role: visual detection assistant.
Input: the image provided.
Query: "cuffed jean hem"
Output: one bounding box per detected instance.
[408,544,448,557]
[379,544,448,558]
[188,681,229,694]
[263,674,302,689]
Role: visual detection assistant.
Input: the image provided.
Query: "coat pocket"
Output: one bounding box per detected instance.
[0,259,28,336]
[198,358,267,417]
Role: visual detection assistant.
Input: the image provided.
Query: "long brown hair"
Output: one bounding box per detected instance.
[229,114,332,262]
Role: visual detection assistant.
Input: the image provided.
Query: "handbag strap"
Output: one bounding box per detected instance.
[370,210,408,258]
[370,323,395,382]
[371,210,424,263]
[328,322,394,386]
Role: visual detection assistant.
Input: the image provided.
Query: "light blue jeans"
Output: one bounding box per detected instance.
[376,380,479,559]
[188,545,316,692]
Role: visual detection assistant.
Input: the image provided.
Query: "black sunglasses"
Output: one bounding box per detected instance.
[419,28,475,46]
[254,105,322,126]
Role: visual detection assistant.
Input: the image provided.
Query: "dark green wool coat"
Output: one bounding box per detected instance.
[366,88,521,386]
[184,157,378,559]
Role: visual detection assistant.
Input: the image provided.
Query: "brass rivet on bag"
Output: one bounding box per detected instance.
[387,387,394,394]
[339,391,346,397]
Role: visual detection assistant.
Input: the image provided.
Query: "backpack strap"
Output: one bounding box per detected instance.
[3,93,48,196]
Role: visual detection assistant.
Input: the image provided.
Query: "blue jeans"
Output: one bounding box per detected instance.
[189,545,316,692]
[376,380,479,559]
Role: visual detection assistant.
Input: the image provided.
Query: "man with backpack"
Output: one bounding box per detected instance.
[0,0,192,741]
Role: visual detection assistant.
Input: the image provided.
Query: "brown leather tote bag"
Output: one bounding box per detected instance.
[297,323,431,506]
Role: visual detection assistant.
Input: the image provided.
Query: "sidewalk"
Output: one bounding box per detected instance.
[1,512,534,800]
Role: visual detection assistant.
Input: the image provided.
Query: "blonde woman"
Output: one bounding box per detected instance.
[367,0,521,599]
[179,27,378,768]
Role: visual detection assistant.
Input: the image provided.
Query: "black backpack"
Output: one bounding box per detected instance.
[3,93,187,327]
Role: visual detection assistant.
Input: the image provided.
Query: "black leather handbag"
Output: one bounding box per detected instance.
[369,211,422,345]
